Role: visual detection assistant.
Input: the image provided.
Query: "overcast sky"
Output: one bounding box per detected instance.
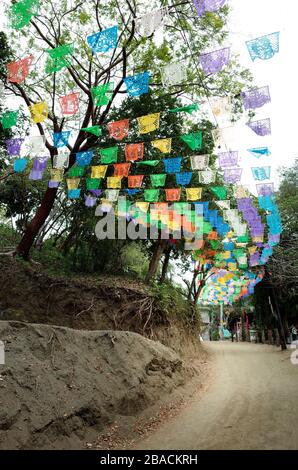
[1,0,294,192]
[223,0,295,190]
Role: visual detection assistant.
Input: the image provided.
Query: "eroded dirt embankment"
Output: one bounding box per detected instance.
[0,321,208,450]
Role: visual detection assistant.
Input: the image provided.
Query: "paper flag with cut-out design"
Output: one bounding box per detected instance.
[53,131,71,148]
[30,102,48,123]
[176,172,193,186]
[100,146,118,164]
[246,32,280,61]
[76,151,93,167]
[128,175,144,188]
[125,143,144,162]
[6,138,24,156]
[151,138,171,153]
[1,110,19,129]
[81,125,102,137]
[217,151,238,168]
[7,55,33,83]
[68,166,85,177]
[45,44,74,73]
[85,194,98,207]
[86,178,101,190]
[14,158,28,173]
[165,189,181,202]
[105,190,120,202]
[68,189,81,199]
[241,86,271,110]
[137,113,160,134]
[144,189,160,202]
[163,157,182,174]
[50,168,64,182]
[91,165,108,179]
[161,62,187,87]
[209,96,232,127]
[180,132,202,151]
[150,174,166,188]
[87,26,118,54]
[247,118,271,136]
[66,178,80,190]
[136,160,159,167]
[251,166,271,181]
[223,168,242,183]
[247,147,271,157]
[200,48,230,75]
[9,0,39,30]
[113,163,131,177]
[59,92,80,115]
[107,176,122,189]
[91,83,114,107]
[108,119,129,140]
[169,104,199,114]
[186,188,202,201]
[198,169,216,184]
[29,136,46,155]
[190,154,209,170]
[194,0,226,17]
[29,156,48,180]
[124,72,150,97]
[215,200,230,210]
[234,185,250,199]
[135,8,168,37]
[53,152,69,169]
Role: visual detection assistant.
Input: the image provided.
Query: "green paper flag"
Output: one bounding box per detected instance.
[86,178,101,190]
[100,146,118,164]
[91,83,114,107]
[81,125,102,137]
[180,131,202,151]
[150,174,166,188]
[169,104,199,114]
[237,235,249,244]
[67,166,85,177]
[210,240,221,250]
[211,186,227,200]
[144,189,160,202]
[136,160,160,167]
[1,110,19,129]
[45,44,74,73]
[9,0,39,30]
[203,221,212,234]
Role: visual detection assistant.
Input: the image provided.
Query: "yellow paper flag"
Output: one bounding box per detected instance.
[91,165,108,179]
[137,113,160,134]
[107,176,122,189]
[151,138,172,153]
[29,101,49,123]
[186,188,202,201]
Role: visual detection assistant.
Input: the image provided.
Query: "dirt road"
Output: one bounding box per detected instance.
[136,341,298,450]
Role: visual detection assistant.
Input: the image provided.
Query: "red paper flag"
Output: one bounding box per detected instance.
[108,119,129,140]
[113,163,131,177]
[7,55,34,84]
[128,175,144,188]
[125,143,144,161]
[59,92,80,115]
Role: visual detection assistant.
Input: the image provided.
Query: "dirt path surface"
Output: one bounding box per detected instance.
[136,341,298,450]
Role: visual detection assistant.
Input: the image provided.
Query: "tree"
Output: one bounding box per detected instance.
[0,0,252,259]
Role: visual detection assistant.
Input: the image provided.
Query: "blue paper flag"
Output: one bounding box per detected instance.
[53,131,71,148]
[68,189,81,199]
[163,157,182,174]
[124,71,150,97]
[247,147,271,157]
[76,150,93,167]
[14,157,28,173]
[246,32,280,61]
[251,166,271,181]
[87,25,118,54]
[175,172,193,186]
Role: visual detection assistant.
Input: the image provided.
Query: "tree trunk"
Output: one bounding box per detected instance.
[160,247,172,283]
[15,186,58,259]
[145,240,167,283]
[272,288,287,350]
